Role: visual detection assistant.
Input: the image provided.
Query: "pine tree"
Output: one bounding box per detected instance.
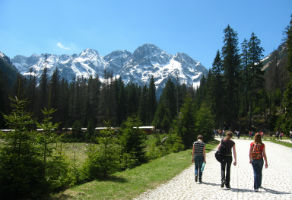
[37,108,59,177]
[195,102,215,142]
[160,78,177,119]
[0,97,47,199]
[59,78,70,127]
[13,73,26,99]
[0,69,9,127]
[85,122,119,178]
[281,17,292,133]
[87,75,100,126]
[24,69,36,114]
[120,117,146,168]
[247,32,264,128]
[48,68,60,122]
[174,94,196,149]
[138,85,148,124]
[221,25,241,129]
[39,68,49,112]
[114,78,126,126]
[241,39,250,116]
[147,76,157,124]
[48,68,60,109]
[211,51,225,128]
[152,103,172,133]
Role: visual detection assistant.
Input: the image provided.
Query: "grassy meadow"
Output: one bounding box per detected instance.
[52,140,218,200]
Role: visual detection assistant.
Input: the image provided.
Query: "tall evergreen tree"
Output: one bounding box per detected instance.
[160,78,177,119]
[13,73,26,99]
[114,78,126,125]
[147,76,156,124]
[39,68,49,112]
[211,51,225,128]
[281,17,292,133]
[87,75,100,125]
[48,68,60,123]
[59,78,70,127]
[174,94,195,148]
[138,85,148,124]
[221,25,241,129]
[241,39,250,116]
[247,32,264,128]
[26,69,37,115]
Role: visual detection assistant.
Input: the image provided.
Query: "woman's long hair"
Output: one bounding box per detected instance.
[254,133,262,144]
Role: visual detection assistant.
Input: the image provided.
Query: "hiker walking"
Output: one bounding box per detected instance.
[235,130,240,139]
[280,132,284,140]
[276,131,280,139]
[217,131,237,189]
[249,133,268,192]
[192,135,206,183]
[249,131,252,139]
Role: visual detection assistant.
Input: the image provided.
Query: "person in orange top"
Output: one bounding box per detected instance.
[249,133,268,192]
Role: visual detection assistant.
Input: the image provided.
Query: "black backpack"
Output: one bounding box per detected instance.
[215,140,227,162]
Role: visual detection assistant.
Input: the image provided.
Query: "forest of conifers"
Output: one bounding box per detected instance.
[1,22,291,136]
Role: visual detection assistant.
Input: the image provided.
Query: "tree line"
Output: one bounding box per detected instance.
[194,20,292,135]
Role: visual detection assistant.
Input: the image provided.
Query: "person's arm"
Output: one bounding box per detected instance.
[217,142,221,150]
[203,145,206,163]
[232,144,237,166]
[262,146,268,168]
[192,144,195,163]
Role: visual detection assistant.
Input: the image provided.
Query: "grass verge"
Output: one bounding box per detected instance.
[267,139,292,147]
[52,140,218,200]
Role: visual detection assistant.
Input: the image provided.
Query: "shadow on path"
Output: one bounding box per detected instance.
[230,187,291,195]
[202,181,221,187]
[201,182,291,195]
[261,187,291,195]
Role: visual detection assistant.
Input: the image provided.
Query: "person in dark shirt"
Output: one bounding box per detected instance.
[217,131,237,189]
[192,135,206,183]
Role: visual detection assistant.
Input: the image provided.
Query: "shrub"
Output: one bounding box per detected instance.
[119,117,146,169]
[84,124,120,179]
[195,102,215,142]
[0,97,48,199]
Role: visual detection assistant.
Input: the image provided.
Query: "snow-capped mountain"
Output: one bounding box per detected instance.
[11,44,208,91]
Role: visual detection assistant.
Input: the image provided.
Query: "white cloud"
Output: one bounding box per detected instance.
[57,42,71,50]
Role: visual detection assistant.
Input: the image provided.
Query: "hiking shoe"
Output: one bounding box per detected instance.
[226,185,231,189]
[195,175,198,182]
[221,182,224,188]
[254,188,259,192]
[199,178,202,183]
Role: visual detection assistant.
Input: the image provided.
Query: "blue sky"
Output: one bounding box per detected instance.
[0,0,291,68]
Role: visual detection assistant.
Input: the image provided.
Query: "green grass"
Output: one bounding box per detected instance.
[52,140,218,200]
[57,142,90,168]
[266,138,292,147]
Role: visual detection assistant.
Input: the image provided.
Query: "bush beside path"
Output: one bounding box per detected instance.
[134,139,292,200]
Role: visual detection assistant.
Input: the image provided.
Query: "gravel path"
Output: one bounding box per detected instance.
[134,139,292,200]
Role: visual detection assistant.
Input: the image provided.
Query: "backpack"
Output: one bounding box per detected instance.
[251,143,263,160]
[215,140,227,162]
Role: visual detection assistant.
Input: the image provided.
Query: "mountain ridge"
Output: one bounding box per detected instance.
[8,44,208,91]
